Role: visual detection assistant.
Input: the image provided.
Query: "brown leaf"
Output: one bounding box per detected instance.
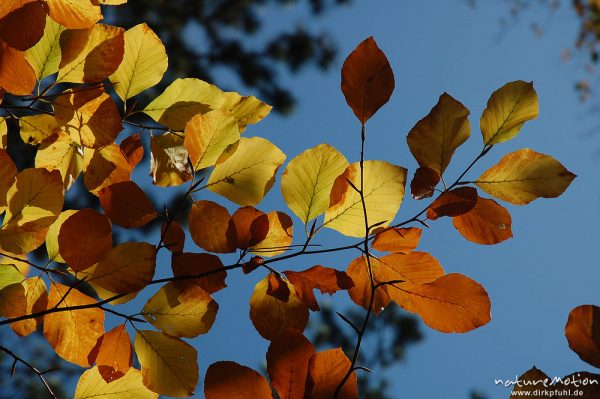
[83,144,132,195]
[251,211,293,257]
[284,265,354,311]
[188,200,236,253]
[565,305,600,368]
[98,181,157,228]
[452,196,512,245]
[305,348,358,399]
[0,149,17,213]
[266,334,316,399]
[226,206,269,249]
[427,187,478,220]
[58,208,113,272]
[0,0,46,51]
[161,221,185,253]
[410,166,440,200]
[242,256,264,275]
[204,361,273,399]
[88,324,132,383]
[266,272,290,302]
[341,36,394,124]
[119,134,144,169]
[372,227,422,254]
[171,252,227,294]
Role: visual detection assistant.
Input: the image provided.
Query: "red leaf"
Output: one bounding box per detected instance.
[410,166,440,200]
[284,265,354,311]
[266,273,290,302]
[427,187,477,220]
[266,334,315,399]
[171,252,227,294]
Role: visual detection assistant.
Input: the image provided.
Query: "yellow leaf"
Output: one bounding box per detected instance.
[143,78,226,131]
[251,211,293,257]
[324,160,407,237]
[9,277,47,337]
[207,136,286,206]
[19,114,61,145]
[75,367,158,399]
[43,0,102,29]
[1,117,8,148]
[44,283,105,366]
[45,209,77,262]
[0,168,63,255]
[184,109,240,171]
[249,275,309,340]
[35,131,83,189]
[110,23,167,100]
[149,132,192,186]
[142,282,218,338]
[0,264,23,291]
[475,149,576,205]
[83,144,132,195]
[24,16,65,80]
[480,81,538,145]
[221,92,272,132]
[0,251,28,276]
[0,148,17,214]
[134,330,199,397]
[57,23,124,83]
[407,93,470,175]
[280,144,349,224]
[97,0,128,5]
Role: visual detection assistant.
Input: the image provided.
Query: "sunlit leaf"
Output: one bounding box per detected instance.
[109,23,167,99]
[371,227,422,254]
[171,252,227,294]
[88,324,133,383]
[19,114,61,145]
[0,264,23,291]
[341,36,394,124]
[426,187,477,220]
[188,200,236,254]
[266,334,315,399]
[204,361,273,399]
[74,366,158,399]
[284,266,353,311]
[24,15,64,80]
[0,149,17,214]
[134,330,198,397]
[407,93,470,175]
[99,181,157,228]
[0,40,36,95]
[251,211,293,257]
[45,210,76,262]
[149,132,192,186]
[305,348,358,399]
[0,0,46,51]
[207,136,286,206]
[44,0,102,29]
[221,92,272,132]
[565,305,600,368]
[142,282,218,338]
[280,144,349,224]
[480,81,538,145]
[226,206,269,250]
[83,144,132,195]
[266,272,290,302]
[475,149,576,205]
[410,166,440,200]
[324,160,407,237]
[44,283,105,366]
[120,134,144,169]
[0,117,8,148]
[249,275,309,340]
[452,196,513,245]
[35,131,83,189]
[3,277,47,337]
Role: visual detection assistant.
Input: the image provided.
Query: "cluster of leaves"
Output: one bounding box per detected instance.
[0,1,575,398]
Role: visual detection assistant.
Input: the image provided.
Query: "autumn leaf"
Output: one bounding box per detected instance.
[45,209,77,262]
[0,39,36,95]
[452,196,513,245]
[341,36,394,124]
[371,227,422,254]
[43,0,102,29]
[83,144,132,195]
[204,361,273,399]
[99,181,158,228]
[19,114,60,145]
[565,305,600,368]
[44,283,105,366]
[475,149,576,205]
[346,255,390,314]
[149,132,192,186]
[24,16,64,80]
[251,211,293,257]
[188,200,236,253]
[284,265,354,311]
[480,81,538,145]
[0,0,46,51]
[280,143,349,224]
[171,252,227,294]
[161,221,185,253]
[88,324,133,383]
[142,282,218,338]
[0,277,47,337]
[324,160,407,237]
[407,93,470,175]
[221,91,272,132]
[266,334,316,399]
[226,206,269,249]
[120,134,144,169]
[74,367,158,399]
[410,166,440,200]
[305,348,358,399]
[134,330,198,397]
[426,187,478,220]
[0,148,17,214]
[266,272,290,302]
[35,131,83,189]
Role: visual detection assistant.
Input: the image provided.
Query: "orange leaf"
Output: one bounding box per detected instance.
[0,149,17,213]
[0,40,35,95]
[226,206,269,249]
[346,255,390,315]
[83,144,132,195]
[284,265,354,311]
[188,200,236,253]
[565,305,600,368]
[88,324,132,383]
[204,361,273,399]
[8,277,47,337]
[99,181,157,228]
[372,227,422,254]
[0,0,46,51]
[305,348,358,399]
[250,275,309,340]
[171,252,227,294]
[389,273,491,333]
[251,211,293,257]
[341,36,394,124]
[452,196,512,245]
[58,208,112,272]
[427,187,478,220]
[266,272,290,302]
[266,334,316,399]
[43,283,104,366]
[119,134,144,169]
[43,0,102,29]
[410,166,440,200]
[161,221,185,253]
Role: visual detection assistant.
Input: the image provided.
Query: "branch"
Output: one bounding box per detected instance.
[0,345,58,399]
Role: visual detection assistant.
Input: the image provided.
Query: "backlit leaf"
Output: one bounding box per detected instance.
[88,324,133,383]
[171,252,227,294]
[43,283,105,366]
[407,93,470,175]
[161,221,185,253]
[410,166,440,200]
[0,0,46,51]
[266,272,290,302]
[249,275,309,340]
[475,149,576,205]
[452,197,513,245]
[0,40,36,95]
[149,132,192,186]
[204,361,273,399]
[45,209,76,262]
[83,144,132,195]
[120,134,144,169]
[266,334,315,399]
[251,211,293,257]
[24,15,64,80]
[226,206,269,250]
[19,114,61,145]
[134,330,198,397]
[43,0,102,29]
[372,227,422,254]
[346,255,389,314]
[426,187,477,220]
[341,36,394,124]
[74,367,158,399]
[0,264,23,291]
[3,277,47,337]
[480,81,538,145]
[110,23,167,100]
[305,348,358,399]
[188,200,236,254]
[99,181,157,228]
[280,144,349,224]
[324,160,407,237]
[565,305,600,368]
[142,282,218,338]
[285,266,354,311]
[221,92,272,132]
[0,117,7,148]
[35,131,83,189]
[207,136,286,206]
[0,149,17,214]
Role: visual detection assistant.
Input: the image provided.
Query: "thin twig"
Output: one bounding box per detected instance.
[0,345,58,399]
